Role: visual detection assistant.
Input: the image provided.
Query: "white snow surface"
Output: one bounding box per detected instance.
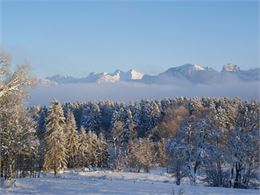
[128,69,144,80]
[94,69,143,83]
[193,64,206,71]
[1,170,259,195]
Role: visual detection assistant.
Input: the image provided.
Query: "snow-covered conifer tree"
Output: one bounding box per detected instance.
[43,101,67,175]
[78,126,88,168]
[138,100,161,137]
[65,111,79,168]
[81,103,101,134]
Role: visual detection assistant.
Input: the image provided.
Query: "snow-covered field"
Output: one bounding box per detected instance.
[1,170,259,195]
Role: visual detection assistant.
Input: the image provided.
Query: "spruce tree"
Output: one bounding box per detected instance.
[86,131,99,167]
[65,111,79,168]
[78,126,88,168]
[43,100,67,175]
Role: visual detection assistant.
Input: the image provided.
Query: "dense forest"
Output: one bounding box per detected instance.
[0,53,259,189]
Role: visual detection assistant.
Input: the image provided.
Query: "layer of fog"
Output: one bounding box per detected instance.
[28,81,260,106]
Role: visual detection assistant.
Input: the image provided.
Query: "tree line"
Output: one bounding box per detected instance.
[0,52,259,189]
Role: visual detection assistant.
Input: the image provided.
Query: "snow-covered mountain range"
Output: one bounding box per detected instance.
[45,69,144,85]
[44,64,260,85]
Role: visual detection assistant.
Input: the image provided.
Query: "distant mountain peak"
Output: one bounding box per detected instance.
[164,64,211,77]
[222,64,240,72]
[127,69,144,80]
[180,64,206,71]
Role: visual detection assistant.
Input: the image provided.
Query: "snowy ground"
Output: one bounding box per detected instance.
[1,170,259,195]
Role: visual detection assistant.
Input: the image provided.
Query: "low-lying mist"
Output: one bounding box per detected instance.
[28,81,260,106]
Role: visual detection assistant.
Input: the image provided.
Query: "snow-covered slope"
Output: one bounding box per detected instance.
[159,64,216,78]
[1,170,258,195]
[141,64,217,84]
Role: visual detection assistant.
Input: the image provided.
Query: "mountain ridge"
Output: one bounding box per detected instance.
[44,64,260,85]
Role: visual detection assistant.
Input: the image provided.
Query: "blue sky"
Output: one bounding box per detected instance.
[1,1,259,78]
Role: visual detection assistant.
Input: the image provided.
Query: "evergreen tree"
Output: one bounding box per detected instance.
[43,101,67,175]
[81,103,101,134]
[87,131,98,167]
[138,100,161,137]
[32,106,48,171]
[65,111,79,168]
[78,126,88,168]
